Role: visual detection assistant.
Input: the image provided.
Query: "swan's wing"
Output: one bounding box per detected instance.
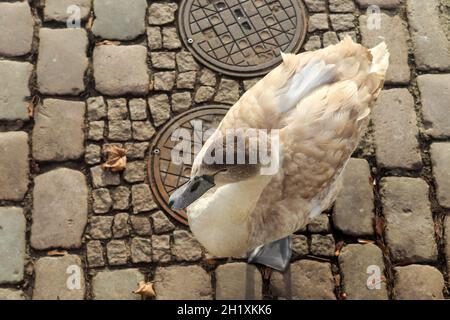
[248,42,389,248]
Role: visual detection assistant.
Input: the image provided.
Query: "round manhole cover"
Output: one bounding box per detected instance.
[178,0,308,78]
[148,105,229,225]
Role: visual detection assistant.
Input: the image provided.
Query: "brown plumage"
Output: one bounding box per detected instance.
[186,37,389,257]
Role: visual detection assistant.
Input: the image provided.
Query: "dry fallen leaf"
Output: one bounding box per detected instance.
[102,145,127,172]
[334,240,344,257]
[27,96,40,118]
[47,249,68,256]
[86,14,94,30]
[134,281,156,298]
[357,239,375,245]
[96,40,121,46]
[261,266,273,280]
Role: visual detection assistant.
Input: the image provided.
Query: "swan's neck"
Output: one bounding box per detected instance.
[187,174,271,257]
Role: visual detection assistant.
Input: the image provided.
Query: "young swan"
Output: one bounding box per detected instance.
[169,37,390,267]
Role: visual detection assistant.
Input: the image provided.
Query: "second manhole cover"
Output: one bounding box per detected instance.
[148,105,229,225]
[179,0,308,78]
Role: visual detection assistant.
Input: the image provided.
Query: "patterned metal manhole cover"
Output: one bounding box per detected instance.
[178,0,308,78]
[148,105,229,225]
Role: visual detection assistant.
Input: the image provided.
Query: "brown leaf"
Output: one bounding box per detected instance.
[334,240,344,257]
[102,146,127,172]
[134,281,156,298]
[357,239,375,245]
[96,40,121,46]
[334,274,341,287]
[86,14,94,29]
[261,267,273,280]
[47,249,68,256]
[27,96,39,118]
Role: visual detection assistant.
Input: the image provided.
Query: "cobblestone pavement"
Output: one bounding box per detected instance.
[0,0,450,300]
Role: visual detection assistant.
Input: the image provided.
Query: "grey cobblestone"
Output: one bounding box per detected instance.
[330,14,355,31]
[92,269,144,300]
[215,79,240,105]
[93,45,149,96]
[149,94,171,127]
[216,263,262,300]
[33,255,85,300]
[394,265,444,300]
[0,132,29,201]
[107,98,128,120]
[417,74,450,138]
[0,2,34,57]
[333,158,374,236]
[129,99,148,121]
[113,213,130,238]
[381,177,438,264]
[33,99,85,161]
[44,0,91,22]
[147,27,162,50]
[0,61,33,121]
[430,143,450,208]
[162,27,182,49]
[152,234,171,263]
[270,260,335,300]
[37,28,88,95]
[130,216,152,236]
[92,0,147,40]
[87,240,105,268]
[132,121,156,141]
[123,161,146,183]
[0,207,25,284]
[407,0,450,71]
[195,86,216,103]
[307,214,330,233]
[292,235,309,257]
[111,186,130,210]
[310,234,335,257]
[0,289,25,300]
[92,188,112,214]
[131,237,152,263]
[372,89,422,170]
[151,211,176,234]
[356,0,403,8]
[172,230,203,262]
[304,0,327,12]
[154,266,212,300]
[172,92,192,113]
[91,165,121,188]
[177,71,197,89]
[89,216,113,240]
[31,168,88,250]
[148,3,178,25]
[88,121,105,141]
[154,71,176,91]
[329,0,355,12]
[87,97,107,121]
[308,14,329,32]
[132,184,158,213]
[107,240,130,265]
[339,244,388,300]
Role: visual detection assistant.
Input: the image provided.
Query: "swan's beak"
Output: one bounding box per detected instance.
[168,175,215,210]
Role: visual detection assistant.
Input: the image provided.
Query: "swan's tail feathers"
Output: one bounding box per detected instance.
[365,42,390,98]
[278,57,337,114]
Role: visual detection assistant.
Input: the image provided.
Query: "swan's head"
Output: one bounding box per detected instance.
[168,130,263,210]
